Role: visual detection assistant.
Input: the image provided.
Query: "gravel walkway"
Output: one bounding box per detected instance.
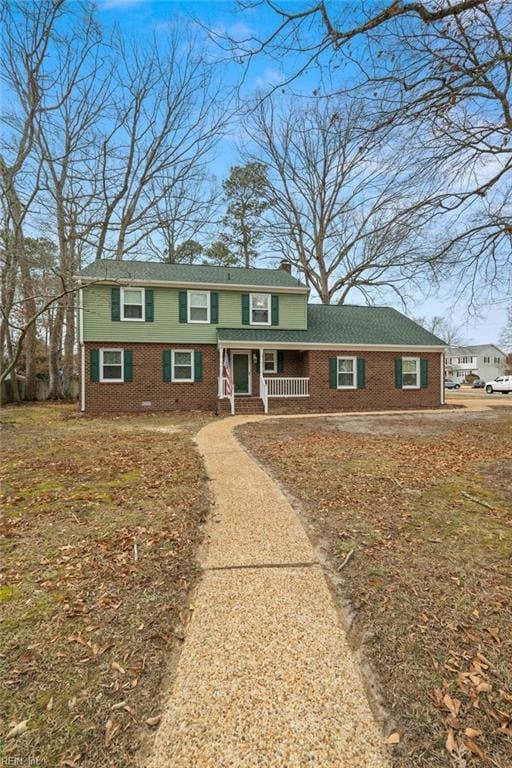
[146,414,392,768]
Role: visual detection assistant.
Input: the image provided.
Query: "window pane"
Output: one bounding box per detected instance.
[338,372,354,387]
[190,292,207,307]
[174,366,192,379]
[124,289,142,304]
[403,372,417,386]
[252,294,268,309]
[103,365,122,379]
[190,306,208,321]
[124,304,143,319]
[253,309,269,322]
[402,359,417,374]
[338,359,354,373]
[174,352,192,366]
[103,351,121,365]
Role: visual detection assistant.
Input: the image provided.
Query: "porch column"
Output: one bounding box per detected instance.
[218,346,223,398]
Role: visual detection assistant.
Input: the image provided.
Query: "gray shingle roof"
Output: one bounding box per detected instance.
[218,304,446,346]
[79,259,306,289]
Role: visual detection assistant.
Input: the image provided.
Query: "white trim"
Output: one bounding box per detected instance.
[336,356,357,389]
[401,356,420,389]
[217,340,446,352]
[171,349,194,383]
[250,293,271,325]
[121,286,145,322]
[231,350,252,395]
[100,348,124,383]
[78,276,307,294]
[263,349,277,373]
[79,288,85,411]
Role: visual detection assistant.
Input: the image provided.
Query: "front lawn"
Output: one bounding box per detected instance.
[238,411,512,768]
[1,405,210,767]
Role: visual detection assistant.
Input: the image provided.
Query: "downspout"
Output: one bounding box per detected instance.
[440,351,445,406]
[79,287,85,412]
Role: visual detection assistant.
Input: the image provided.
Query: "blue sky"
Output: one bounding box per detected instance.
[94,0,508,346]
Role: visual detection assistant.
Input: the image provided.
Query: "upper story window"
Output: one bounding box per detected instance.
[337,357,357,389]
[122,287,145,321]
[484,356,490,363]
[188,291,210,323]
[402,357,420,388]
[494,356,501,364]
[100,349,124,382]
[250,293,271,325]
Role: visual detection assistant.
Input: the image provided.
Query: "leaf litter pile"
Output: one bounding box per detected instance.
[1,405,209,767]
[237,410,512,768]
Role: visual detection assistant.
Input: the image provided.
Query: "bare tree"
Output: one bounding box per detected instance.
[246,98,431,303]
[226,1,512,298]
[91,33,227,262]
[0,0,67,399]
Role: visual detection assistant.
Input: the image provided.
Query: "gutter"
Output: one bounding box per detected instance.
[216,340,447,352]
[76,276,308,295]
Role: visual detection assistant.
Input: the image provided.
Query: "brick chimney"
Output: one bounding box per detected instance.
[279,259,291,274]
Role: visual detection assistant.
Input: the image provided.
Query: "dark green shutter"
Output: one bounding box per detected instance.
[194,350,203,382]
[271,295,279,326]
[179,291,187,323]
[145,289,154,322]
[329,358,337,389]
[277,350,284,373]
[357,358,366,389]
[163,350,171,382]
[211,292,219,324]
[111,287,121,321]
[90,349,99,381]
[420,358,429,388]
[241,294,250,325]
[123,350,133,382]
[255,350,260,373]
[395,358,403,389]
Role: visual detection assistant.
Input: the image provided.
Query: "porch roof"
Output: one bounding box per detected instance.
[218,304,446,348]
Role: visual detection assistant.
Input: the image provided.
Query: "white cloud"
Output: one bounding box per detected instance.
[254,67,285,90]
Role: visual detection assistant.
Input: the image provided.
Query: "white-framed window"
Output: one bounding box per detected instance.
[263,350,277,373]
[121,287,145,321]
[188,290,210,323]
[250,293,271,325]
[402,357,420,388]
[171,350,194,382]
[100,349,124,382]
[337,356,357,389]
[484,356,490,363]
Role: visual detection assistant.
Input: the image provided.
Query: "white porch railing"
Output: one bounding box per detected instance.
[218,376,235,414]
[264,376,309,398]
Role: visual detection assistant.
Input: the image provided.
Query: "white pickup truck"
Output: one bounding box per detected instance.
[485,375,512,394]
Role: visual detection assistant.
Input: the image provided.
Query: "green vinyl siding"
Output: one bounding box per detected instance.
[83,285,307,343]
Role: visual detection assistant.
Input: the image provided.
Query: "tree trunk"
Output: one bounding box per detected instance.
[62,292,75,398]
[48,302,64,399]
[18,250,37,400]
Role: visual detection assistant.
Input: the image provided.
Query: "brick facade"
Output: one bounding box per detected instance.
[83,342,219,413]
[83,343,442,414]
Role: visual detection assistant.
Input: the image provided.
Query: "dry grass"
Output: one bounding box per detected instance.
[237,410,512,768]
[1,404,210,767]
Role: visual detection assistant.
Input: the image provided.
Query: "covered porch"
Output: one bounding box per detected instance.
[218,346,310,414]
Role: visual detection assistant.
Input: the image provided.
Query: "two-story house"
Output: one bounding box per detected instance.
[78,259,446,414]
[444,344,506,383]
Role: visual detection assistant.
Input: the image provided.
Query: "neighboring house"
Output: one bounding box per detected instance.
[444,344,506,383]
[78,259,446,414]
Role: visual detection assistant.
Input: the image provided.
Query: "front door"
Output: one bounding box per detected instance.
[232,352,251,395]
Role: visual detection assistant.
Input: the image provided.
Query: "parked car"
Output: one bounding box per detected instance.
[485,375,512,394]
[444,379,461,390]
[472,379,486,388]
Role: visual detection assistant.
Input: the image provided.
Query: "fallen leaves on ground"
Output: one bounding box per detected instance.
[238,412,512,768]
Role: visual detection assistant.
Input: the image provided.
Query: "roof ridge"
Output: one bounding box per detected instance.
[92,258,286,274]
